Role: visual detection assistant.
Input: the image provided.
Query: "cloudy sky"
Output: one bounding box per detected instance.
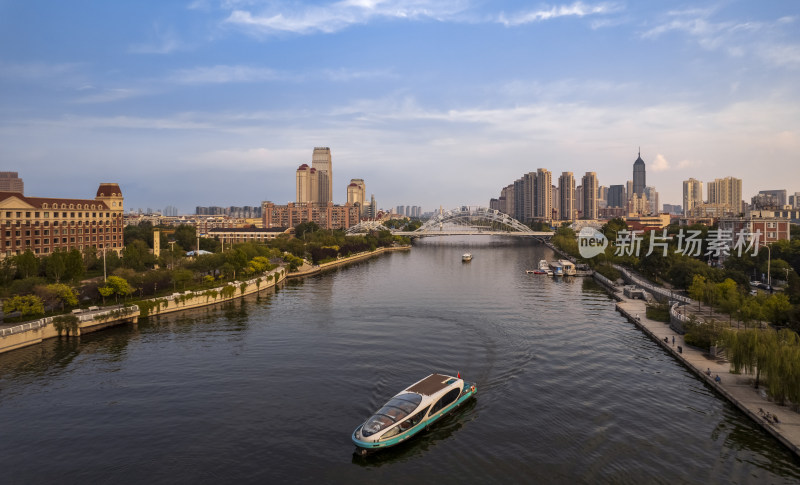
[1,1,799,214]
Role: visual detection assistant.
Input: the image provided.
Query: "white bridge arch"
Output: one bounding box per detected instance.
[346,207,553,238]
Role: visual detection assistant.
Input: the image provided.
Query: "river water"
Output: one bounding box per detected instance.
[1,237,799,484]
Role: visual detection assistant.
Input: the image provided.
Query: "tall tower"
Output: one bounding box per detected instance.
[633,149,646,197]
[535,168,552,220]
[312,147,333,204]
[682,178,703,215]
[582,172,599,219]
[559,172,575,221]
[296,164,319,203]
[347,178,366,215]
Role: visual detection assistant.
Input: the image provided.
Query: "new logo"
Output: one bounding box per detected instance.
[577,227,608,258]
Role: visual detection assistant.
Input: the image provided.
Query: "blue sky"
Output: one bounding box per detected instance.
[1,1,799,214]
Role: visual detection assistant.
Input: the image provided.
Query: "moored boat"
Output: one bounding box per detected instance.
[462,253,473,262]
[538,259,553,276]
[352,373,478,455]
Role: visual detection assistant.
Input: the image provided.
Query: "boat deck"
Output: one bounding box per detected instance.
[406,373,456,396]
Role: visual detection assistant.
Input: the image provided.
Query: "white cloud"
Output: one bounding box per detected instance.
[641,8,800,69]
[497,1,620,27]
[224,0,470,35]
[651,153,669,172]
[71,88,145,104]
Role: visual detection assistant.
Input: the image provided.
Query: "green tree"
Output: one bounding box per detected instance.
[294,221,321,239]
[4,294,45,317]
[45,251,67,282]
[123,239,155,271]
[14,250,39,279]
[172,269,194,290]
[101,276,134,303]
[174,224,197,252]
[64,249,85,282]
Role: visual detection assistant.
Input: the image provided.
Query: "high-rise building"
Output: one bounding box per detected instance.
[682,178,703,215]
[514,178,525,223]
[608,185,625,208]
[312,147,333,204]
[790,192,800,209]
[707,176,743,213]
[758,190,787,207]
[558,172,575,221]
[0,172,23,194]
[575,185,584,215]
[582,172,599,219]
[523,172,536,222]
[632,150,646,196]
[296,164,319,203]
[626,180,633,201]
[644,186,659,215]
[347,179,366,215]
[535,168,552,220]
[551,185,559,220]
[501,184,514,216]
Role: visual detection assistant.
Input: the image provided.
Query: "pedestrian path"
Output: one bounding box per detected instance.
[615,295,800,458]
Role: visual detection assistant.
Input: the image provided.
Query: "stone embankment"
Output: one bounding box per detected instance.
[599,271,800,458]
[287,246,410,279]
[0,267,287,355]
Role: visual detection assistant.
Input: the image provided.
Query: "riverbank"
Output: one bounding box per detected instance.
[602,274,800,458]
[287,245,411,278]
[0,267,287,354]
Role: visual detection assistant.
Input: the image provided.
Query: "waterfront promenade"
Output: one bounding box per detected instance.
[613,288,800,457]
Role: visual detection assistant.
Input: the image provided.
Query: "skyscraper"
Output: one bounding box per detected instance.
[644,186,659,215]
[295,164,319,203]
[582,172,599,219]
[608,185,625,208]
[559,172,575,221]
[535,168,552,220]
[632,149,646,196]
[347,178,366,215]
[0,172,23,194]
[312,147,333,204]
[682,178,703,215]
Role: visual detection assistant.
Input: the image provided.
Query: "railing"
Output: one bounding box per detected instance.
[593,272,617,288]
[613,265,693,304]
[670,301,690,323]
[0,317,53,337]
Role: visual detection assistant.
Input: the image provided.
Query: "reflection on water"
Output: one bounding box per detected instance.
[0,238,798,484]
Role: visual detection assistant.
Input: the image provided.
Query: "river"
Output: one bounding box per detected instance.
[1,237,799,484]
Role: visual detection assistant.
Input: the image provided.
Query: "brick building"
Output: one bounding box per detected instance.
[0,183,124,258]
[261,201,360,230]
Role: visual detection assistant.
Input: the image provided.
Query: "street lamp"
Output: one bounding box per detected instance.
[763,243,771,289]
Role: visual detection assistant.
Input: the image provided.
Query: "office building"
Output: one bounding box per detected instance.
[758,190,787,207]
[348,179,366,215]
[608,185,625,208]
[0,172,23,194]
[312,147,333,204]
[644,186,659,215]
[633,150,646,196]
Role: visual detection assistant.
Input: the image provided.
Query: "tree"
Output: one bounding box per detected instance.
[294,221,321,239]
[45,251,67,282]
[14,250,39,279]
[715,278,741,325]
[172,269,194,290]
[64,249,85,282]
[123,239,155,271]
[174,224,197,252]
[688,274,707,310]
[4,294,45,317]
[101,276,134,303]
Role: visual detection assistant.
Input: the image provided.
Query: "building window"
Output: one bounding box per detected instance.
[44,239,49,244]
[35,212,40,218]
[43,248,49,253]
[26,212,31,217]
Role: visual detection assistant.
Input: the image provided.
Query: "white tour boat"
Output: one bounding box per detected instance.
[352,373,477,455]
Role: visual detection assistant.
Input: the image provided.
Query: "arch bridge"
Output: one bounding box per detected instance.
[347,206,554,239]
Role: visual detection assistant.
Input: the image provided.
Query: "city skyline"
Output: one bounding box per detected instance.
[1,1,799,212]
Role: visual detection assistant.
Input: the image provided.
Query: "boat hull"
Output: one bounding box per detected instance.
[352,382,477,454]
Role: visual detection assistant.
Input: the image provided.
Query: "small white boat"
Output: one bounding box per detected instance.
[462,253,473,262]
[352,373,477,455]
[538,259,553,276]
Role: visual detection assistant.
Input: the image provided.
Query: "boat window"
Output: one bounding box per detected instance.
[430,388,461,415]
[361,394,422,437]
[381,427,399,440]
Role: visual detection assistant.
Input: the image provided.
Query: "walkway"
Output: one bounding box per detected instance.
[615,295,800,457]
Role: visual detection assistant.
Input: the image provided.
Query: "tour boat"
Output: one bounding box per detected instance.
[352,373,478,455]
[462,253,473,262]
